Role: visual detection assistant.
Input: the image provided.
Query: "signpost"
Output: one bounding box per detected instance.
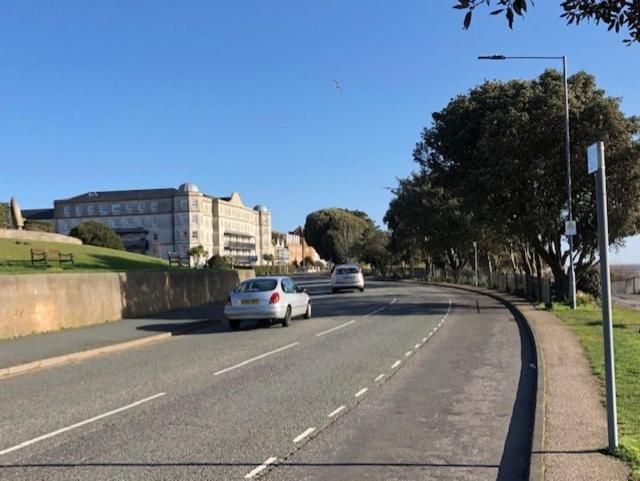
[473,241,478,287]
[588,141,618,453]
[564,220,577,237]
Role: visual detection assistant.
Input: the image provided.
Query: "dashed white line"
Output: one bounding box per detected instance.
[405,351,412,357]
[293,427,316,443]
[374,373,385,382]
[0,392,166,456]
[328,405,346,418]
[315,320,356,337]
[414,343,420,349]
[214,343,299,375]
[365,307,385,317]
[390,298,397,304]
[245,456,277,478]
[422,337,428,343]
[434,326,439,332]
[391,360,402,369]
[355,388,368,398]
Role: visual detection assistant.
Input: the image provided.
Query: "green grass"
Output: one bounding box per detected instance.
[551,302,640,479]
[0,238,169,274]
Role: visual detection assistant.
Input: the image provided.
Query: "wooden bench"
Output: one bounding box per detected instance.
[168,252,190,268]
[31,248,74,267]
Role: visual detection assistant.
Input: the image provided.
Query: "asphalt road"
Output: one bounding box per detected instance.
[0,276,535,481]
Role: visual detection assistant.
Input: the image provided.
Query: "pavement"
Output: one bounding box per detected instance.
[0,275,535,480]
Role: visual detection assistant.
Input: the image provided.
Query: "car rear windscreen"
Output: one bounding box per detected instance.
[235,279,278,292]
[337,267,360,274]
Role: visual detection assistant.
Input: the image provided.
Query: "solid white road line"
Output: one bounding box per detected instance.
[414,343,420,349]
[315,320,356,337]
[365,307,385,317]
[405,351,412,357]
[0,392,166,456]
[374,374,385,382]
[245,457,277,479]
[355,388,368,398]
[328,405,346,418]
[293,427,316,443]
[214,343,299,376]
[391,360,402,369]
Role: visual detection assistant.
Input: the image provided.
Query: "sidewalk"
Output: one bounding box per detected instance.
[0,303,225,375]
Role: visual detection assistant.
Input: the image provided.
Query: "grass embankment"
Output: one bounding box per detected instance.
[552,303,640,479]
[0,238,168,274]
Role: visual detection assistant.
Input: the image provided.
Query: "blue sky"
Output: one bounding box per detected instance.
[1,1,639,263]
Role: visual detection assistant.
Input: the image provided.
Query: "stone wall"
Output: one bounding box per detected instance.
[0,229,82,245]
[0,269,254,339]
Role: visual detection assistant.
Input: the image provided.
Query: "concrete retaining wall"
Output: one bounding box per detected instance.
[0,269,254,339]
[0,229,82,245]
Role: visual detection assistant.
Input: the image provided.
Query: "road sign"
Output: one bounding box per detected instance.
[588,143,599,174]
[565,220,577,236]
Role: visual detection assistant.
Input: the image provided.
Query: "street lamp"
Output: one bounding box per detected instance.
[478,54,577,309]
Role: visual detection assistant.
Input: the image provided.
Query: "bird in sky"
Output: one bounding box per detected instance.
[332,79,343,93]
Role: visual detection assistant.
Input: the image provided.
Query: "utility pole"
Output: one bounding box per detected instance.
[588,141,618,452]
[473,241,478,287]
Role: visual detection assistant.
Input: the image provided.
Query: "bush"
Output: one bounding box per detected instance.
[24,220,54,232]
[576,291,597,306]
[69,221,125,250]
[577,268,601,299]
[207,254,231,270]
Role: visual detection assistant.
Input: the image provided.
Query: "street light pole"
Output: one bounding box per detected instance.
[478,54,577,309]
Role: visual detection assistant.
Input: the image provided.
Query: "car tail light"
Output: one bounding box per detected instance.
[225,296,232,306]
[269,292,280,304]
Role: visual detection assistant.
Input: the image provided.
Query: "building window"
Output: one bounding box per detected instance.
[182,231,188,240]
[99,204,108,215]
[112,204,121,214]
[75,205,82,216]
[112,218,121,228]
[87,205,95,215]
[181,200,187,210]
[150,201,158,212]
[127,217,134,227]
[139,217,145,227]
[126,203,133,213]
[191,199,198,207]
[152,233,159,241]
[151,217,158,227]
[138,202,145,212]
[192,214,198,224]
[63,206,70,217]
[127,233,135,241]
[192,230,198,240]
[63,220,70,231]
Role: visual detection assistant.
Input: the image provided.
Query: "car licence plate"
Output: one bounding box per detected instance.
[241,299,260,305]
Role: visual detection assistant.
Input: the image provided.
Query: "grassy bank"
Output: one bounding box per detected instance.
[552,303,640,479]
[0,238,168,273]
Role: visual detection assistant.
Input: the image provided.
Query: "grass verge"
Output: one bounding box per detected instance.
[0,238,168,273]
[551,302,640,479]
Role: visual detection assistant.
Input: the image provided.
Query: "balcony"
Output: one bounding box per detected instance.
[224,242,255,251]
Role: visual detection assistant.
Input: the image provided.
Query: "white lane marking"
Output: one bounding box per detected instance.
[405,351,412,357]
[390,298,397,304]
[315,320,356,337]
[422,337,428,343]
[374,374,385,382]
[365,307,385,317]
[414,343,420,349]
[293,427,316,443]
[214,343,299,376]
[245,456,277,478]
[391,360,401,369]
[355,388,368,398]
[328,405,346,418]
[434,326,439,332]
[0,393,166,456]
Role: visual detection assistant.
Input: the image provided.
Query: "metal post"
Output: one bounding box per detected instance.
[563,56,577,309]
[592,141,618,452]
[473,241,478,286]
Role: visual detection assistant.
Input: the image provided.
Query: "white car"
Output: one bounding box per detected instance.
[331,264,365,293]
[224,276,311,330]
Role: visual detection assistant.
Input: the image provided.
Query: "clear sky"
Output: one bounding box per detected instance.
[1,1,639,263]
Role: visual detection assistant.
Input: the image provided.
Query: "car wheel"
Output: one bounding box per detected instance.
[229,319,240,331]
[304,302,312,319]
[332,288,338,294]
[282,306,292,327]
[359,287,365,292]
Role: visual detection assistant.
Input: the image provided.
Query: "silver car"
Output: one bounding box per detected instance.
[224,276,311,330]
[331,264,365,293]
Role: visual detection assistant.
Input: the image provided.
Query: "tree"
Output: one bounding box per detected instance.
[357,227,391,276]
[304,208,374,264]
[303,255,315,268]
[24,220,54,233]
[207,254,231,269]
[69,221,125,250]
[188,245,208,266]
[454,0,640,44]
[0,203,9,228]
[417,69,640,298]
[263,253,275,265]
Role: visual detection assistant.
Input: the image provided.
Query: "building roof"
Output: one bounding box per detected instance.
[57,188,179,203]
[22,208,54,220]
[178,182,199,193]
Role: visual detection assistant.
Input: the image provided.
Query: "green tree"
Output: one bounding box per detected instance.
[0,203,9,228]
[69,221,125,250]
[188,245,208,266]
[24,220,54,233]
[417,69,640,297]
[304,208,373,264]
[263,253,274,265]
[357,227,391,276]
[303,255,315,268]
[454,0,640,44]
[207,254,230,269]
